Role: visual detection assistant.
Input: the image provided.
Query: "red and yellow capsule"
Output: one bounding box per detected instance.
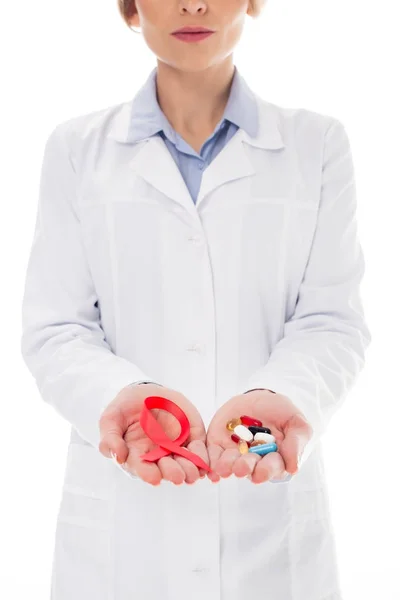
[231,433,251,446]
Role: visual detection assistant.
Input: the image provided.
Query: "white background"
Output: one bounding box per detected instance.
[1,0,398,598]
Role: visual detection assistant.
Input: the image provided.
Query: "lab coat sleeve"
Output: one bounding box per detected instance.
[20,123,155,451]
[242,117,372,467]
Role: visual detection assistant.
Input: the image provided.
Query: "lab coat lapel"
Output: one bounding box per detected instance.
[106,92,285,213]
[196,128,255,209]
[128,135,198,215]
[198,95,286,208]
[126,129,256,214]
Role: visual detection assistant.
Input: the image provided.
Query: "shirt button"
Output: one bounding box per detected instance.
[198,163,204,170]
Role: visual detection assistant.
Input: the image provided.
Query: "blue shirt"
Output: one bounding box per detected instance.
[128,65,259,205]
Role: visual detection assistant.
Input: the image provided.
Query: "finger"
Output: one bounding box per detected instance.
[188,423,207,445]
[207,444,224,482]
[280,414,312,474]
[174,440,209,483]
[98,411,129,465]
[173,455,200,484]
[251,451,286,484]
[188,440,210,478]
[231,452,260,478]
[157,456,186,485]
[111,454,138,480]
[125,447,163,486]
[214,447,241,478]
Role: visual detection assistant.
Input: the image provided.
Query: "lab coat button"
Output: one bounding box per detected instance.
[186,342,204,353]
[188,234,203,245]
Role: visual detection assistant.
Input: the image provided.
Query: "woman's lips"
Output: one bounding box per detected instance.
[171,31,215,43]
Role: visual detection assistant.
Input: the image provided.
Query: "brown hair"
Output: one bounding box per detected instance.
[117,0,266,29]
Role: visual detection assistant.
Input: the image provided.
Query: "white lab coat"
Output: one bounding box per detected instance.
[21,89,371,600]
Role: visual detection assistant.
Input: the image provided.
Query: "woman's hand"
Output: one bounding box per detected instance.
[99,383,209,486]
[206,390,313,484]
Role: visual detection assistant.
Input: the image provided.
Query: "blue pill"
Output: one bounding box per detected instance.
[248,442,278,456]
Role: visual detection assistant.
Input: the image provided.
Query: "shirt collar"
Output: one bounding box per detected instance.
[127,65,259,144]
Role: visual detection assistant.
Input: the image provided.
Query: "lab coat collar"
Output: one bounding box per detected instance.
[107,70,285,151]
[106,70,285,215]
[120,65,259,145]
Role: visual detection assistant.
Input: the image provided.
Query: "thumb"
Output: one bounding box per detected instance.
[279,413,312,475]
[98,410,129,465]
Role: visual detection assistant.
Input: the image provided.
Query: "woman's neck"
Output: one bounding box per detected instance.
[154,57,235,138]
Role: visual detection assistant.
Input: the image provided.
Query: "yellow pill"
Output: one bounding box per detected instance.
[226,418,242,432]
[238,440,249,454]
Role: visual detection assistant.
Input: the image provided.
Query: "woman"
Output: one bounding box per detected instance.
[20,1,371,599]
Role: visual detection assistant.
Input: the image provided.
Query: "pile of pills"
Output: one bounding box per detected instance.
[226,415,278,456]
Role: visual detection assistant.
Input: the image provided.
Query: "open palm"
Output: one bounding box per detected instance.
[206,390,312,484]
[99,384,209,486]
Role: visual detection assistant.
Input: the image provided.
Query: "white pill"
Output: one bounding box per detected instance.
[233,425,254,442]
[254,432,276,444]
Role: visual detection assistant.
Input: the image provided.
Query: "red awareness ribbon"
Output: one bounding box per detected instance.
[139,395,211,472]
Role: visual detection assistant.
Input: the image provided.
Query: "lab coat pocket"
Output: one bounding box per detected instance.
[59,442,115,528]
[288,446,331,523]
[51,518,110,600]
[53,443,114,598]
[289,485,329,523]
